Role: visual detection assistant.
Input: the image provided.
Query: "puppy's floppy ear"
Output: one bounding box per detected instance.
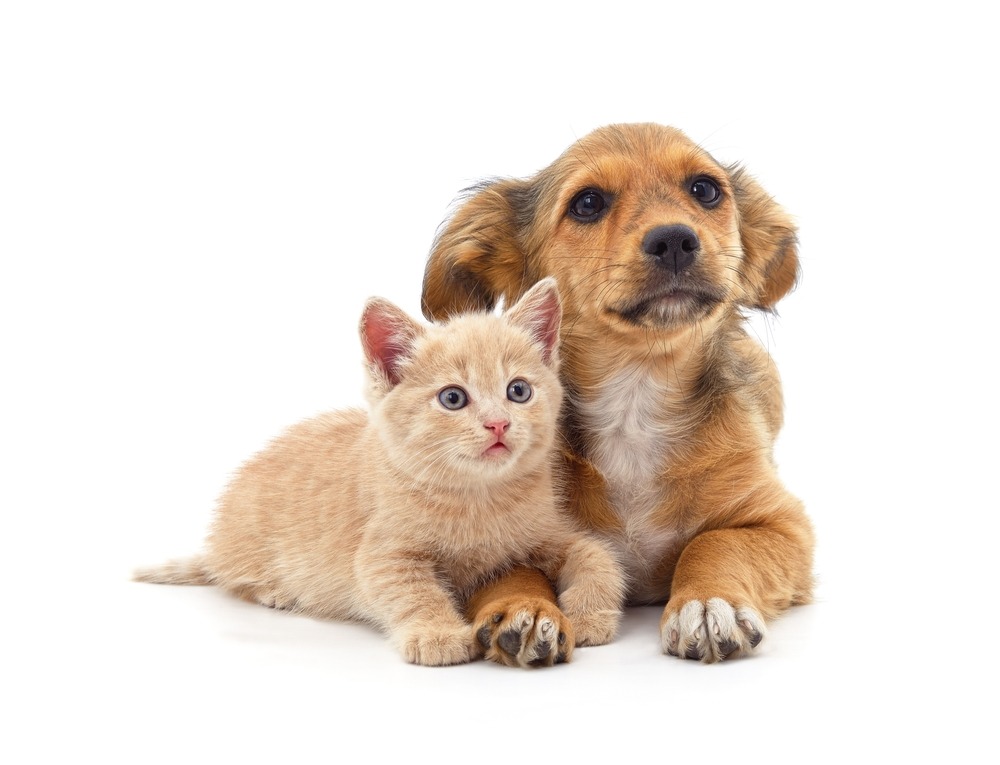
[729,165,800,310]
[421,178,536,321]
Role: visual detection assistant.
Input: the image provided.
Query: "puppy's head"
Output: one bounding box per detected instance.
[422,123,798,353]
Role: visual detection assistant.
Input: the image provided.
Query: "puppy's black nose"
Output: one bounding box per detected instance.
[642,225,699,273]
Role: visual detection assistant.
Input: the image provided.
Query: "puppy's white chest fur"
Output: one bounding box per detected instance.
[576,366,681,597]
[579,368,671,499]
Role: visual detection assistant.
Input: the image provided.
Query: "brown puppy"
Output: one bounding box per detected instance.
[422,123,814,663]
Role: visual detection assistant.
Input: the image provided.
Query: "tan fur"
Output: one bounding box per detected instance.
[135,279,626,668]
[422,123,815,663]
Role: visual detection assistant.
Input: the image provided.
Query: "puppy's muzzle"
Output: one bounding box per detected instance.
[642,224,699,274]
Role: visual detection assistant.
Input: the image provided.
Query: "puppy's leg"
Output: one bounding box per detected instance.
[466,567,574,668]
[661,507,813,663]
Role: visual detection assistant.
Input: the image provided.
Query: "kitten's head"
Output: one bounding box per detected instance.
[360,278,563,487]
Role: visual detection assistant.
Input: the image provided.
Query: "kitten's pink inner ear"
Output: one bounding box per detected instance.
[534,291,561,364]
[511,280,562,364]
[361,301,419,386]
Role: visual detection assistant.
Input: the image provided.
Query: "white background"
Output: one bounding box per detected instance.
[2,2,997,762]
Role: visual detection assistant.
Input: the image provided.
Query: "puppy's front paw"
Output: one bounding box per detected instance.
[660,598,765,663]
[473,597,574,668]
[395,622,478,667]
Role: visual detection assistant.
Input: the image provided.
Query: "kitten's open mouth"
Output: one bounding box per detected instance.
[483,442,510,457]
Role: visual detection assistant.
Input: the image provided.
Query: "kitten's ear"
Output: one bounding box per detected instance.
[506,277,562,365]
[359,298,423,389]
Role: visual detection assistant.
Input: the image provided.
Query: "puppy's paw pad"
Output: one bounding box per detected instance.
[474,598,574,668]
[660,598,765,663]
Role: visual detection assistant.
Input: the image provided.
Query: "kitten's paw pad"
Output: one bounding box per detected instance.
[565,609,621,647]
[474,599,574,668]
[398,624,478,667]
[660,598,765,663]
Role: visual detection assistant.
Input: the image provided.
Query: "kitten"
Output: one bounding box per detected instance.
[134,278,625,667]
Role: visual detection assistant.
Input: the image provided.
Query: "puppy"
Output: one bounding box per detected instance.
[422,123,814,663]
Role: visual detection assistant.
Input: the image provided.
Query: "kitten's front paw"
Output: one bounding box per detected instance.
[395,622,479,667]
[660,598,766,663]
[563,608,621,647]
[473,597,574,668]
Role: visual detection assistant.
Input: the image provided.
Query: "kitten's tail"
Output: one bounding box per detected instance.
[132,555,212,586]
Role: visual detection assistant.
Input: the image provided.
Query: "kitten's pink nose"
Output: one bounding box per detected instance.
[484,420,509,437]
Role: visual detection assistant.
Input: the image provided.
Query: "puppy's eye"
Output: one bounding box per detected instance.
[507,379,532,404]
[438,386,468,410]
[569,189,609,222]
[689,177,722,208]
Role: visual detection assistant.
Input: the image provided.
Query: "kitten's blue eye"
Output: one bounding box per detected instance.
[507,379,532,404]
[438,386,468,410]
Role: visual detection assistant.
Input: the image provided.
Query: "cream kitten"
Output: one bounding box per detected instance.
[134,278,625,667]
